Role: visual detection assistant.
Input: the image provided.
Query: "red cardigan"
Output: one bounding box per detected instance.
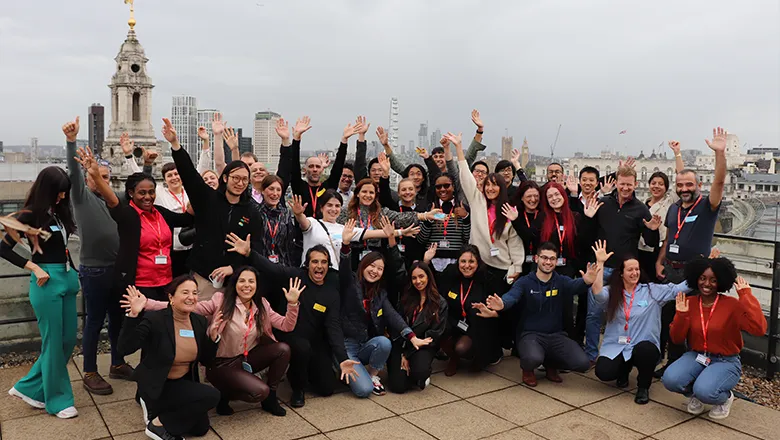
[670,288,767,356]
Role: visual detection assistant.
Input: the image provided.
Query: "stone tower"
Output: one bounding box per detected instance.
[105,22,157,165]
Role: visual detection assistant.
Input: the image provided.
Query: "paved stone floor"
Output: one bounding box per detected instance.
[1,352,778,440]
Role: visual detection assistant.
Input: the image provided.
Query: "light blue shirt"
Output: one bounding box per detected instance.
[591,280,691,360]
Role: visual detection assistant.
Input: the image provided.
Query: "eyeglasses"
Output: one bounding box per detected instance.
[472,169,487,176]
[538,255,557,262]
[229,175,249,184]
[435,183,452,189]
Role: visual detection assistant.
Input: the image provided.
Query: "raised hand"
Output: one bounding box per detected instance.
[74,146,100,176]
[291,195,308,217]
[122,285,148,318]
[120,132,135,156]
[318,153,331,169]
[708,247,721,259]
[161,118,178,144]
[472,302,498,318]
[591,239,613,264]
[583,194,604,218]
[378,215,394,238]
[377,152,391,177]
[705,127,728,153]
[439,136,450,149]
[601,176,615,194]
[566,173,579,195]
[197,126,209,142]
[643,214,663,231]
[417,147,429,159]
[355,115,370,135]
[619,157,636,169]
[668,140,681,155]
[501,203,518,221]
[62,116,80,142]
[376,126,389,147]
[675,292,689,313]
[511,148,521,169]
[342,219,357,244]
[579,262,600,285]
[209,310,224,342]
[223,127,238,150]
[283,277,306,304]
[410,336,433,350]
[471,109,484,130]
[275,118,290,143]
[342,122,358,142]
[485,293,504,311]
[142,147,158,166]
[734,276,750,291]
[293,116,312,140]
[339,359,360,384]
[211,113,226,136]
[443,132,463,150]
[225,232,251,257]
[400,224,420,238]
[423,243,438,263]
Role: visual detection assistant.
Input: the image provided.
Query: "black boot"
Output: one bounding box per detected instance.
[216,397,234,416]
[635,387,650,404]
[290,389,305,408]
[261,389,287,416]
[653,364,668,379]
[616,368,630,388]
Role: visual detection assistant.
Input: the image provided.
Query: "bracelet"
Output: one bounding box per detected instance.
[675,154,682,158]
[476,129,484,134]
[125,154,133,159]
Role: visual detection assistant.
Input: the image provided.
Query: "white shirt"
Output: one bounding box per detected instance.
[338,188,353,207]
[301,217,365,268]
[154,185,190,251]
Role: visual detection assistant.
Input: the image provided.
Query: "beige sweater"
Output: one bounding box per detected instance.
[458,159,525,276]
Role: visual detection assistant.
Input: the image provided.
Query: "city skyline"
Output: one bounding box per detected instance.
[0,1,778,156]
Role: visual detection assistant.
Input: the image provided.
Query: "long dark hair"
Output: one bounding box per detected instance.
[511,180,540,211]
[357,251,385,301]
[23,166,75,233]
[349,178,381,228]
[605,256,647,322]
[402,261,442,324]
[218,160,251,197]
[402,163,429,195]
[125,172,156,202]
[540,182,577,256]
[482,173,509,240]
[318,189,343,219]
[220,266,267,335]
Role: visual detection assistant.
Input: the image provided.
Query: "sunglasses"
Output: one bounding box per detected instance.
[435,183,452,190]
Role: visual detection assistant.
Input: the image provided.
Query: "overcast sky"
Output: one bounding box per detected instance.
[0,0,778,157]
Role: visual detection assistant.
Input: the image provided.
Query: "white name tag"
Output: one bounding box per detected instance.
[556,257,566,267]
[439,240,450,249]
[490,247,500,257]
[525,255,534,263]
[50,225,61,232]
[669,244,680,254]
[397,244,406,253]
[685,215,698,223]
[695,353,711,366]
[457,320,469,332]
[242,361,253,373]
[179,329,194,338]
[268,254,279,263]
[359,250,370,261]
[155,255,168,265]
[618,336,630,345]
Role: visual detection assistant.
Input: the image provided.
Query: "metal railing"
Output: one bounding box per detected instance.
[0,272,87,328]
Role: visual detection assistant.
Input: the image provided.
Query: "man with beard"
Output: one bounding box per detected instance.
[653,127,727,375]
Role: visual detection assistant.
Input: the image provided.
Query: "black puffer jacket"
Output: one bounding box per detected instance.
[338,246,413,343]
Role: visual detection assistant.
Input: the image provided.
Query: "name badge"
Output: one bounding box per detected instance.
[685,215,698,223]
[559,225,564,231]
[155,255,168,265]
[313,303,327,313]
[490,247,500,257]
[433,213,447,220]
[457,319,469,332]
[50,225,61,232]
[448,291,458,299]
[332,233,343,242]
[669,243,680,254]
[618,335,631,345]
[242,361,253,373]
[268,254,279,263]
[397,244,406,253]
[556,257,566,267]
[179,329,195,338]
[525,255,534,263]
[695,353,711,366]
[359,250,370,261]
[637,300,649,307]
[439,240,450,249]
[377,308,383,317]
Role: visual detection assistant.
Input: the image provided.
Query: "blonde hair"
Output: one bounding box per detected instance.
[616,165,637,180]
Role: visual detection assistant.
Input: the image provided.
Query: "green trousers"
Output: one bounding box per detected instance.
[15,264,80,414]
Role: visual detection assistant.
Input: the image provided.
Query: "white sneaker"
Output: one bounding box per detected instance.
[686,396,705,415]
[8,387,45,409]
[140,397,150,425]
[371,375,386,396]
[56,406,78,419]
[708,391,735,419]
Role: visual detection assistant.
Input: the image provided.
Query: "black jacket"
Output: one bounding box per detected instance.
[108,203,193,290]
[277,139,347,217]
[117,306,217,400]
[510,210,597,274]
[172,148,265,278]
[339,247,413,343]
[595,192,659,268]
[435,264,495,333]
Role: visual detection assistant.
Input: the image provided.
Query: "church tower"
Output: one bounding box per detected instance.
[105,5,157,163]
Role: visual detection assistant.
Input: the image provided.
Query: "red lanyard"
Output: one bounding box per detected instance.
[137,205,164,254]
[623,286,637,331]
[674,195,702,241]
[168,190,186,212]
[524,212,534,253]
[487,206,496,243]
[554,214,565,255]
[308,185,321,215]
[460,280,474,318]
[266,220,280,252]
[243,308,255,358]
[442,212,453,237]
[698,295,720,353]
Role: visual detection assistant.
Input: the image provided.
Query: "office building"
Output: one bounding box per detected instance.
[236,128,253,155]
[418,123,429,151]
[197,108,220,167]
[389,98,399,150]
[171,96,199,162]
[253,111,282,173]
[88,104,105,157]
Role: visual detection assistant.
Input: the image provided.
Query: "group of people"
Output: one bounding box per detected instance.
[1,110,767,440]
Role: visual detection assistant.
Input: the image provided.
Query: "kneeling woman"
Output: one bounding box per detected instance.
[386,232,447,393]
[124,266,300,417]
[119,275,221,440]
[340,218,433,397]
[589,244,692,404]
[662,258,766,419]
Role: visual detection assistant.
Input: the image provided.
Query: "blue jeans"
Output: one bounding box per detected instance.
[585,267,613,361]
[662,351,742,405]
[343,336,392,398]
[79,265,125,373]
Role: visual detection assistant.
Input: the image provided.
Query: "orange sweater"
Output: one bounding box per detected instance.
[670,288,767,356]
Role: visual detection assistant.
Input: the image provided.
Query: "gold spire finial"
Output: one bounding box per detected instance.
[124,0,136,29]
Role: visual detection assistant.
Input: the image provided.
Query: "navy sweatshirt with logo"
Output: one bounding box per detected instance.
[501,271,590,334]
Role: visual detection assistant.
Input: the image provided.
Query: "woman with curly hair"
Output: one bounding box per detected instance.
[662,257,766,420]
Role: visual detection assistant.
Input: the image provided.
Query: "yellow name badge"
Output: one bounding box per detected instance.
[377,309,383,317]
[313,303,327,313]
[448,291,458,299]
[545,290,559,297]
[316,188,326,198]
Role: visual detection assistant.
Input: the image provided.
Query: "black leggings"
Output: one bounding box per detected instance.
[142,376,220,437]
[595,340,660,389]
[386,342,436,394]
[277,332,338,396]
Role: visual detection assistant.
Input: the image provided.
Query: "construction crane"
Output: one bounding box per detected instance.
[550,124,562,158]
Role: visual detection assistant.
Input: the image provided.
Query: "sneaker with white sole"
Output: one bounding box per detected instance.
[708,391,735,419]
[371,375,386,396]
[686,396,705,415]
[8,387,45,409]
[140,397,150,425]
[56,406,78,419]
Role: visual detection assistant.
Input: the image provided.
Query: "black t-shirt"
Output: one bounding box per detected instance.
[0,212,69,268]
[664,195,720,262]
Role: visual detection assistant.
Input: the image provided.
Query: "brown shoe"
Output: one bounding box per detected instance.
[109,363,135,381]
[545,368,563,383]
[83,372,113,395]
[522,369,537,387]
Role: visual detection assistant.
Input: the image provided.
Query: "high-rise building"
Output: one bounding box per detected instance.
[407,140,414,155]
[197,109,220,167]
[253,111,282,173]
[30,137,39,163]
[501,135,513,160]
[0,141,4,153]
[418,123,429,151]
[236,128,253,155]
[521,137,530,168]
[88,104,105,157]
[389,98,399,150]
[430,129,442,150]
[171,96,199,162]
[104,22,157,165]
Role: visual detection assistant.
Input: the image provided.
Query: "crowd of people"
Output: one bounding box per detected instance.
[0,111,767,440]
